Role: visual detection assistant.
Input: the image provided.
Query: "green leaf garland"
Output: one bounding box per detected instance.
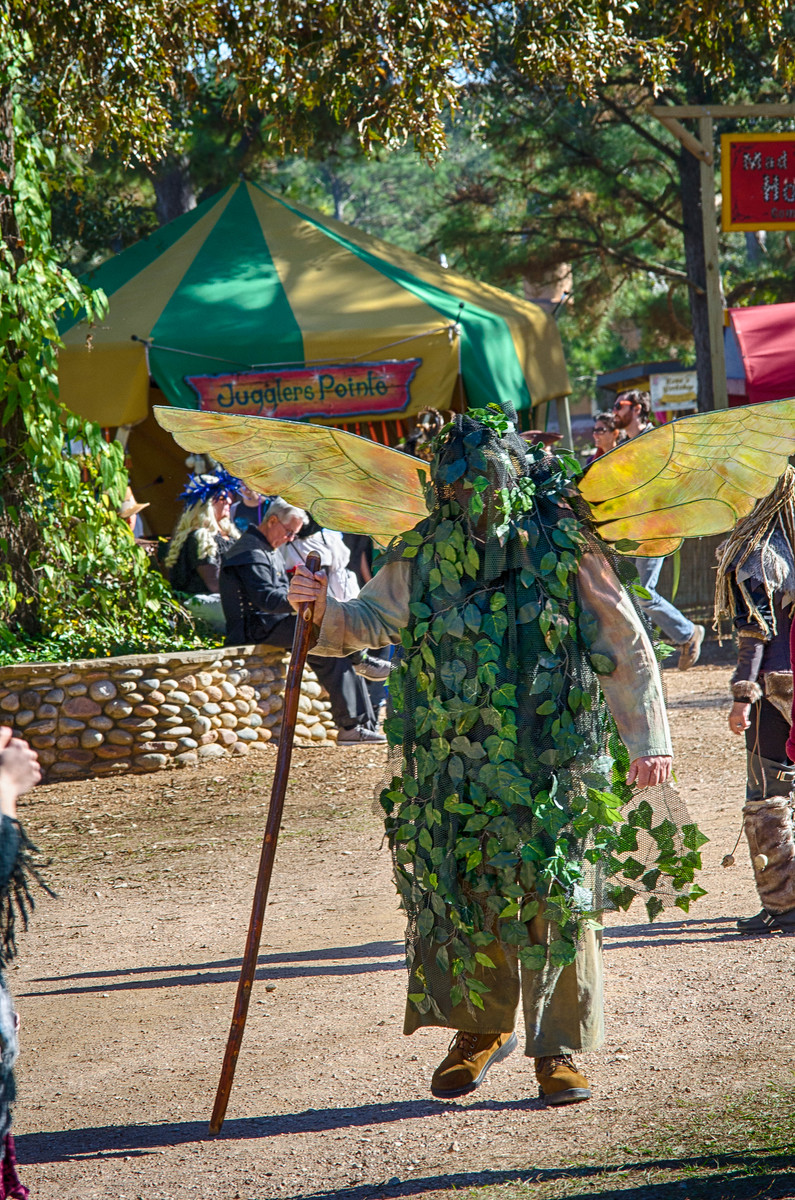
[379,408,707,1017]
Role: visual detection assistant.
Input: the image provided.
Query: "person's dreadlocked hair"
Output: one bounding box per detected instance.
[714,466,795,636]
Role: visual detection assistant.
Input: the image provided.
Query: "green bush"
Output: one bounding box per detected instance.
[0,38,213,667]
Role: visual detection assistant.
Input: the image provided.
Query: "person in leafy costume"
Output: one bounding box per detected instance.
[290,405,705,1106]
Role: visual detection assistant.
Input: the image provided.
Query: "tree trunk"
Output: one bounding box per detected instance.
[152,154,196,226]
[0,81,42,636]
[0,79,18,260]
[679,144,713,413]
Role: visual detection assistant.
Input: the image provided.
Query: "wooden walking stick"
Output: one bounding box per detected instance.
[209,550,322,1135]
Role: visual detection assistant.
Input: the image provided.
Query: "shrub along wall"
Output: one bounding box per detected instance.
[0,646,336,781]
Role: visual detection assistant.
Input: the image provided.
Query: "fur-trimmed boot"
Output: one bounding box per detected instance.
[738,796,795,934]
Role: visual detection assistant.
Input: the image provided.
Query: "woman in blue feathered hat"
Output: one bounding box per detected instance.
[164,470,241,633]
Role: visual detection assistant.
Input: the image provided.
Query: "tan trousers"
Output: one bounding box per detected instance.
[403,906,604,1057]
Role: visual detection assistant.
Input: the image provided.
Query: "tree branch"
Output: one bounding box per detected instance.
[725,276,795,305]
[452,222,700,290]
[595,90,681,164]
[553,130,684,233]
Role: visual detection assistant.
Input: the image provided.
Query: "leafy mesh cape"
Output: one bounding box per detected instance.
[377,408,706,1019]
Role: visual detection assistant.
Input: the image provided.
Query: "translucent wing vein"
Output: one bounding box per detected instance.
[579,400,795,555]
[153,408,428,542]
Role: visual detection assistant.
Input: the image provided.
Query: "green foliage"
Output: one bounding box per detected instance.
[0,29,205,664]
[12,1,479,162]
[32,2,795,408]
[379,411,705,1016]
[11,1,218,162]
[18,0,795,165]
[0,418,209,665]
[264,119,490,253]
[0,615,212,668]
[50,149,159,277]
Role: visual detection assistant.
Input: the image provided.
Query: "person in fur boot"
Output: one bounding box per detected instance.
[715,468,795,934]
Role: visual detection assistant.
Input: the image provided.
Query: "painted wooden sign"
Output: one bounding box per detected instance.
[722,133,795,231]
[186,360,421,420]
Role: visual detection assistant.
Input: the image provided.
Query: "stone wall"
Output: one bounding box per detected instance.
[0,646,336,781]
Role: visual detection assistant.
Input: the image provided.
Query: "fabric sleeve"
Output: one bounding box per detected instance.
[281,542,301,572]
[729,575,769,701]
[324,530,351,575]
[192,535,217,570]
[788,617,795,762]
[235,560,293,617]
[731,634,766,702]
[312,559,412,655]
[576,552,673,762]
[186,534,201,569]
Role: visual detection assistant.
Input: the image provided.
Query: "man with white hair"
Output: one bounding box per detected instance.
[220,497,384,743]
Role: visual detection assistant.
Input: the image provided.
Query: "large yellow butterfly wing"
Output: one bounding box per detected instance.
[579,399,795,555]
[156,401,795,554]
[154,408,429,543]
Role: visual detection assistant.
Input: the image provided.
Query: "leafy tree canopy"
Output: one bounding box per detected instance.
[38,1,795,412]
[15,1,795,160]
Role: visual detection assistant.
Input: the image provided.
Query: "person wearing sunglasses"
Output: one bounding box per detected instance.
[587,412,622,464]
[612,389,705,670]
[611,389,655,440]
[220,497,385,743]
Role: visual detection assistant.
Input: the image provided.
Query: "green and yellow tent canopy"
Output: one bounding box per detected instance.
[58,181,570,432]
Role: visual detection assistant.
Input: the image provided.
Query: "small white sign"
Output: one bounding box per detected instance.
[650,370,698,410]
[654,399,696,412]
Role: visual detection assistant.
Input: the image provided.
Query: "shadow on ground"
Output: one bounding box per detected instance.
[603,915,747,951]
[21,922,764,995]
[15,1112,795,1200]
[296,1158,795,1200]
[21,940,405,997]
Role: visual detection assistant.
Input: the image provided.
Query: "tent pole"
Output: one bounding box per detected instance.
[555,397,574,450]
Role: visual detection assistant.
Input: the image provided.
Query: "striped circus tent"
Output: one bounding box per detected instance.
[57,180,570,439]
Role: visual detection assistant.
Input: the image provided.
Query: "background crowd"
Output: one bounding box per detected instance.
[161,474,390,746]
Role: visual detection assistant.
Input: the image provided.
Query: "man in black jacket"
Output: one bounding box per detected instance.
[220,497,384,744]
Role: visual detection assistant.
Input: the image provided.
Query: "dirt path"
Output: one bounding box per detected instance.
[9,654,794,1200]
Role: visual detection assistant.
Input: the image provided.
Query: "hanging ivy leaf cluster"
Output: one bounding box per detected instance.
[378,407,706,1019]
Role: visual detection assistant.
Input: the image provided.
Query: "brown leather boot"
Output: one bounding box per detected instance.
[677,624,705,670]
[430,1030,517,1098]
[535,1054,591,1105]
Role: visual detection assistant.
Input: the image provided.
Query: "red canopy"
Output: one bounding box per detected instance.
[729,302,795,406]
